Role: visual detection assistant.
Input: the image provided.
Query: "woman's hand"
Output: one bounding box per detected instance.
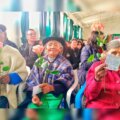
[100,51,107,61]
[0,74,10,84]
[32,95,42,106]
[39,83,54,94]
[95,63,107,82]
[32,45,44,55]
[26,109,38,120]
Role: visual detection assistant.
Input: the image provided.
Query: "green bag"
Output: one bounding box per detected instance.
[23,109,67,120]
[23,94,65,120]
[28,93,63,109]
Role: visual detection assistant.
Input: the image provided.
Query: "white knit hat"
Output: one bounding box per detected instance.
[107,39,120,50]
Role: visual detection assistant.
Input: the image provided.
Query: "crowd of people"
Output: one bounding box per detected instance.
[0,23,120,120]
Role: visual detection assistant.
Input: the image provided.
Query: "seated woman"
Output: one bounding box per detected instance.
[85,40,120,120]
[23,37,74,119]
[0,42,28,108]
[78,31,104,85]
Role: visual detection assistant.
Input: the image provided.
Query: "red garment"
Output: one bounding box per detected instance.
[85,61,120,109]
[98,47,103,54]
[97,109,120,120]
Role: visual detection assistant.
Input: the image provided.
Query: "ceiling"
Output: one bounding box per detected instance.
[67,0,120,27]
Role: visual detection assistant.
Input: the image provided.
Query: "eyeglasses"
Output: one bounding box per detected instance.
[27,33,36,36]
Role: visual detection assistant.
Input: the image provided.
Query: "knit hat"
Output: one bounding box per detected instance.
[107,39,120,51]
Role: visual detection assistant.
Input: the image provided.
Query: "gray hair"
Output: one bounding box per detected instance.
[107,39,120,51]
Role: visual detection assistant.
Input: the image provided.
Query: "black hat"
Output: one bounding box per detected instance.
[43,37,65,47]
[0,24,6,32]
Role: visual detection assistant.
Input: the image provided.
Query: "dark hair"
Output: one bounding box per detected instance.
[78,40,83,44]
[0,24,6,32]
[87,31,104,46]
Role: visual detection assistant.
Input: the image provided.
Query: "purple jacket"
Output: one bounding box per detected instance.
[27,55,74,96]
[78,45,99,85]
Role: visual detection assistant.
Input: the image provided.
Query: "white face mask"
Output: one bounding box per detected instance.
[105,54,120,71]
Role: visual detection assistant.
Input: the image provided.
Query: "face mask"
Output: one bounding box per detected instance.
[105,54,120,71]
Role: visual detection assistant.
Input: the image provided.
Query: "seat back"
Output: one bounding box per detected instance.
[66,69,79,108]
[74,82,93,120]
[75,81,86,109]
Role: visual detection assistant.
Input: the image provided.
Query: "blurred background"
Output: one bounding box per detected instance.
[0,0,120,46]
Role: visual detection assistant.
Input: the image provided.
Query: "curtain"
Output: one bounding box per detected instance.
[73,26,82,39]
[63,14,73,41]
[10,0,21,11]
[63,13,68,41]
[21,12,29,43]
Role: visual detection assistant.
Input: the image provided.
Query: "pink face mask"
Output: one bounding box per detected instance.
[0,42,3,48]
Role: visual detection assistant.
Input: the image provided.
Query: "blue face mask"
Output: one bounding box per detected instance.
[105,54,120,71]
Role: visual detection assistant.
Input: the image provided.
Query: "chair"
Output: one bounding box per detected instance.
[66,69,79,108]
[17,66,31,104]
[75,81,86,108]
[75,81,93,120]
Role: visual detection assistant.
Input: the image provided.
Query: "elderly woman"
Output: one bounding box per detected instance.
[85,40,120,120]
[27,37,74,100]
[19,37,74,120]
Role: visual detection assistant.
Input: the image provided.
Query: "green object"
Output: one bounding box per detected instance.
[96,53,101,59]
[0,61,4,65]
[46,70,60,75]
[50,70,60,75]
[35,57,45,67]
[23,109,66,120]
[46,69,51,74]
[35,55,45,68]
[2,66,10,71]
[24,94,64,120]
[87,54,95,63]
[38,109,66,120]
[28,93,63,109]
[96,36,107,47]
[97,37,104,47]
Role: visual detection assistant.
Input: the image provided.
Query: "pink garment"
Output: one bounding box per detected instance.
[85,61,120,109]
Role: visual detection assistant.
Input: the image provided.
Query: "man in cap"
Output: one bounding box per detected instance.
[0,24,18,49]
